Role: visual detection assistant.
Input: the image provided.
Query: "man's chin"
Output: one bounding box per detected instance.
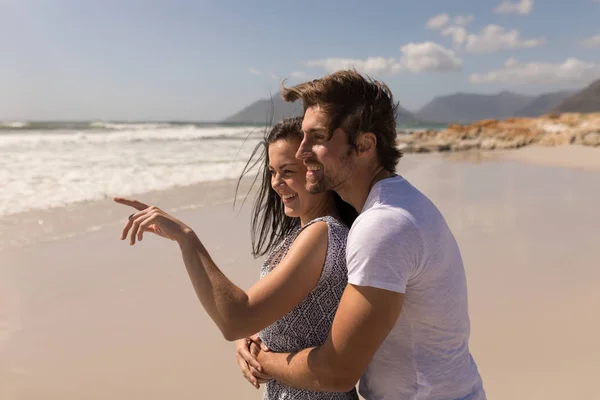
[306,181,326,194]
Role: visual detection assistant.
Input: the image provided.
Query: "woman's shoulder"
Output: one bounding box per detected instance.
[270,216,348,267]
[303,215,349,231]
[299,216,349,246]
[299,218,349,281]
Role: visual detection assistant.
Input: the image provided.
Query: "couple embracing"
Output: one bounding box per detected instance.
[115,70,486,400]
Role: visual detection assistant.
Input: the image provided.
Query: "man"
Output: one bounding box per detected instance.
[241,70,486,399]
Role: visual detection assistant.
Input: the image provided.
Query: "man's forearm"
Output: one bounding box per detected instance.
[258,346,356,393]
[255,284,401,394]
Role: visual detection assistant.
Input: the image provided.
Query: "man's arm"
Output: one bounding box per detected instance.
[257,283,403,392]
[255,208,421,392]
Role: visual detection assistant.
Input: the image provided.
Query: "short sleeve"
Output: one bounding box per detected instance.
[346,207,424,293]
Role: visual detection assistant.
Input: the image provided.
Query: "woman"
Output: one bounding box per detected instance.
[114,117,358,399]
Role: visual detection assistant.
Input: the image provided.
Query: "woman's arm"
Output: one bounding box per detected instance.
[114,197,330,342]
[177,221,329,340]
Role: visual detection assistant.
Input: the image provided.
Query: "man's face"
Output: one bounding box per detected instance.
[296,106,356,194]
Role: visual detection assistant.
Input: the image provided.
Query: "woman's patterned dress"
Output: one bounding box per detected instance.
[259,216,358,400]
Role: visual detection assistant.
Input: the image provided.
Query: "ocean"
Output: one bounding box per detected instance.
[0,121,438,217]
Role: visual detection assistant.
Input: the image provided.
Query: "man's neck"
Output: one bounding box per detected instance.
[299,195,339,227]
[336,166,394,214]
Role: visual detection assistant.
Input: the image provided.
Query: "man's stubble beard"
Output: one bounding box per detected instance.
[306,149,355,195]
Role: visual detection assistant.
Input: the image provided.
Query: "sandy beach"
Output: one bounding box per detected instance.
[1,148,599,399]
[495,144,600,172]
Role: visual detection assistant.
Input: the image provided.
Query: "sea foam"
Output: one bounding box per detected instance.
[0,124,265,216]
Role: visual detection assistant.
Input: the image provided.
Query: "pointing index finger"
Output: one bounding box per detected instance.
[113,197,150,211]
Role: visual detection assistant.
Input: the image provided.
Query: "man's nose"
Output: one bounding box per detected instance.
[296,136,312,160]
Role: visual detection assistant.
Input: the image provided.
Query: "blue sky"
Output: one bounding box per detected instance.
[2,0,600,121]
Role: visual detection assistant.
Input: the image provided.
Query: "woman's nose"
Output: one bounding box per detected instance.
[272,174,285,188]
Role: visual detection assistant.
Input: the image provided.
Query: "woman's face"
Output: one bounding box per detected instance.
[268,138,329,219]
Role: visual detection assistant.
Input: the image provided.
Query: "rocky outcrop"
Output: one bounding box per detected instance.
[397,113,600,153]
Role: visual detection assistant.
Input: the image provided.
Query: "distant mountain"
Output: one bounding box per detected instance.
[553,79,600,113]
[224,95,424,125]
[415,91,535,123]
[396,105,422,125]
[515,91,577,117]
[224,95,304,124]
[225,87,593,127]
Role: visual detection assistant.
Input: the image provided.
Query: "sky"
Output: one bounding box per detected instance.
[2,0,600,121]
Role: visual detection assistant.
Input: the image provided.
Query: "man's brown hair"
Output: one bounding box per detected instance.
[280,69,402,172]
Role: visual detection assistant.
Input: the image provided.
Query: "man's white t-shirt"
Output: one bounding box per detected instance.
[347,175,486,400]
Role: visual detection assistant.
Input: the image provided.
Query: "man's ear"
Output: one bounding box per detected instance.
[356,132,377,157]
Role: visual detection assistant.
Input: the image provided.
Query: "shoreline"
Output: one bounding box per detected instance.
[0,176,258,252]
[2,146,598,253]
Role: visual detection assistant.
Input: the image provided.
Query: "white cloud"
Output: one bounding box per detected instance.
[493,0,534,15]
[426,13,450,30]
[248,68,279,80]
[465,25,544,53]
[304,42,462,76]
[428,15,539,54]
[428,14,472,47]
[504,57,520,67]
[470,57,600,85]
[305,57,397,75]
[580,35,600,48]
[453,14,475,26]
[289,71,309,79]
[398,42,462,73]
[442,26,468,46]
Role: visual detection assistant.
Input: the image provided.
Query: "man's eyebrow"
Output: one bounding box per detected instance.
[304,126,328,135]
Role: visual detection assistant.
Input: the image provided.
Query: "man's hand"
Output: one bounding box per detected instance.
[253,284,403,392]
[235,334,272,388]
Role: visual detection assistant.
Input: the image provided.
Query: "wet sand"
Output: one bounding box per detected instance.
[496,144,600,172]
[1,150,599,399]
